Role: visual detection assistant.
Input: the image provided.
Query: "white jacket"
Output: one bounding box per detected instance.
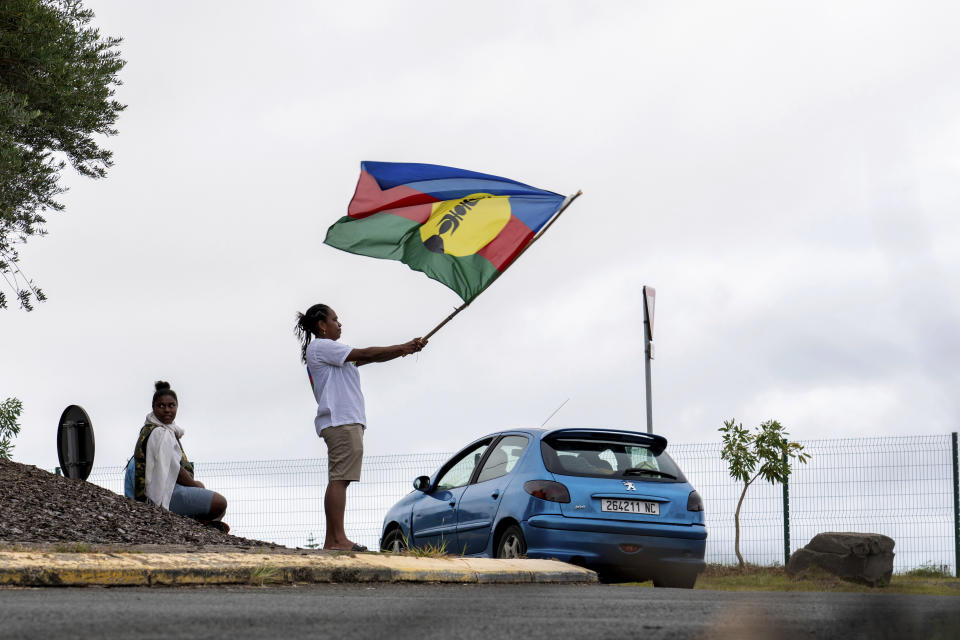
[143,412,185,508]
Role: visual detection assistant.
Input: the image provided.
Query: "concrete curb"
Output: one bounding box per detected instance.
[0,551,597,587]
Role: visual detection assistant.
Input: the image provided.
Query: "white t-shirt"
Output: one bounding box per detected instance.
[306,338,366,434]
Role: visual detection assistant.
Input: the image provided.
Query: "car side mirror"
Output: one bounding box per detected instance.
[413,475,431,491]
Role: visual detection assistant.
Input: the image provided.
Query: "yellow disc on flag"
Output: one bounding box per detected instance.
[419,194,511,256]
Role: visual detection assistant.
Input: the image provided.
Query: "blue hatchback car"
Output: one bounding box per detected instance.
[380,427,707,586]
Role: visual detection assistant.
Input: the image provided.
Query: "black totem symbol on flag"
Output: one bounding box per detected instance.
[423,197,481,254]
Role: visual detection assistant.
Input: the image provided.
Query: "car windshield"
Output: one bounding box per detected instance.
[540,437,685,482]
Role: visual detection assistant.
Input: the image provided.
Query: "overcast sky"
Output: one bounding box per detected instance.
[4,1,959,472]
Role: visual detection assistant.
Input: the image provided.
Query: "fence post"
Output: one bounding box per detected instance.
[783,452,791,566]
[952,432,959,579]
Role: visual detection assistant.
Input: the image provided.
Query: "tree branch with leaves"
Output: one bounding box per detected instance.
[719,418,810,568]
[0,0,126,310]
[0,397,23,459]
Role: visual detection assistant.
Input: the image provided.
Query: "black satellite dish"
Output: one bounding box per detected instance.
[57,405,95,480]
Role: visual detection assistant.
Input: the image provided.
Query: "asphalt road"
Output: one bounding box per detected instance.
[0,583,957,639]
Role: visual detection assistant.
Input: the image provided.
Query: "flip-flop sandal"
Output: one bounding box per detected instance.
[351,543,368,552]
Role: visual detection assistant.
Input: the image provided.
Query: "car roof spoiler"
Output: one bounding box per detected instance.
[544,429,668,455]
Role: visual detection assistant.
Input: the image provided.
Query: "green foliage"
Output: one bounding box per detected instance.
[406,538,450,558]
[719,418,810,567]
[247,564,281,586]
[901,562,952,578]
[304,533,320,549]
[720,419,809,486]
[0,396,23,459]
[0,0,125,310]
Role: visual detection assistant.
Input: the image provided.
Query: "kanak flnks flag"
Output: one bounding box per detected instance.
[324,162,568,303]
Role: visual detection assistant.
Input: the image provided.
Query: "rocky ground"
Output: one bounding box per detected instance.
[0,458,279,549]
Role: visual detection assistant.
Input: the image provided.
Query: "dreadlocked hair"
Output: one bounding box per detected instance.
[294,303,331,363]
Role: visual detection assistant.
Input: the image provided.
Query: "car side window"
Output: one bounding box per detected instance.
[436,441,491,490]
[475,435,530,484]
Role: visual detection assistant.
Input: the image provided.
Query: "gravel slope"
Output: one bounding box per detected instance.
[0,458,275,547]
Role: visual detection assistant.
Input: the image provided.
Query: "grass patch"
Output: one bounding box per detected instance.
[247,564,281,586]
[378,531,455,559]
[405,539,451,558]
[623,564,960,596]
[901,562,953,579]
[52,542,94,553]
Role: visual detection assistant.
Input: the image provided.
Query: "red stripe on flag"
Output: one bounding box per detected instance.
[477,215,534,271]
[348,170,439,219]
[378,203,433,224]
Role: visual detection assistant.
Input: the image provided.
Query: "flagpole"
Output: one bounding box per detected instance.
[422,190,582,341]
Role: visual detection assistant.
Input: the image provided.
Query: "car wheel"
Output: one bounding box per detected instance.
[495,524,526,559]
[380,528,408,553]
[653,573,697,589]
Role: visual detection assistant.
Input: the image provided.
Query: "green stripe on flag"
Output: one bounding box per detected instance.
[324,213,498,302]
[325,212,417,260]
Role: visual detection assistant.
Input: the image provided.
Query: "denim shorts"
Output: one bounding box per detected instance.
[123,458,213,517]
[169,484,215,517]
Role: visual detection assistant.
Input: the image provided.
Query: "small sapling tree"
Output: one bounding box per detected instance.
[719,418,810,568]
[0,397,23,459]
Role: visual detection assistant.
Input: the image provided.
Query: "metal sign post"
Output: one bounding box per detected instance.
[642,286,656,434]
[56,405,95,481]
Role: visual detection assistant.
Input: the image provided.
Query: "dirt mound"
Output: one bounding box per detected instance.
[0,458,276,547]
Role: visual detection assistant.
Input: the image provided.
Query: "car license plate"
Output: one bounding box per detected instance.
[601,499,660,515]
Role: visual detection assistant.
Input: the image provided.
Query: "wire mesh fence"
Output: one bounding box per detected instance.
[88,453,452,551]
[86,433,960,572]
[669,434,958,572]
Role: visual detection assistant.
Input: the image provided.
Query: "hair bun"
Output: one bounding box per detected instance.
[154,380,171,391]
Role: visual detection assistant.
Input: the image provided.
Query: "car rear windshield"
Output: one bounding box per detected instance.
[540,437,686,482]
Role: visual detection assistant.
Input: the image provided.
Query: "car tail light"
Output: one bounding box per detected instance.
[524,480,571,503]
[687,490,704,512]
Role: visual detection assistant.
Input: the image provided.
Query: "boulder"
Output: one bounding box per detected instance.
[786,532,895,587]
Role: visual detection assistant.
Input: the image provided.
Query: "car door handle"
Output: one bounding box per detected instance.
[491,492,500,499]
[449,501,456,508]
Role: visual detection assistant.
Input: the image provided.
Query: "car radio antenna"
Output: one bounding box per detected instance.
[540,398,570,427]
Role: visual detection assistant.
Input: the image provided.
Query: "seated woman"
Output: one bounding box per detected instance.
[124,381,229,532]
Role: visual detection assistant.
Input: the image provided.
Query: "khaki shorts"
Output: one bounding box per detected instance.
[321,423,364,482]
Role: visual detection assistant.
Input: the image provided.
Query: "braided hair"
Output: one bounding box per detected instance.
[294,303,331,363]
[152,380,177,405]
